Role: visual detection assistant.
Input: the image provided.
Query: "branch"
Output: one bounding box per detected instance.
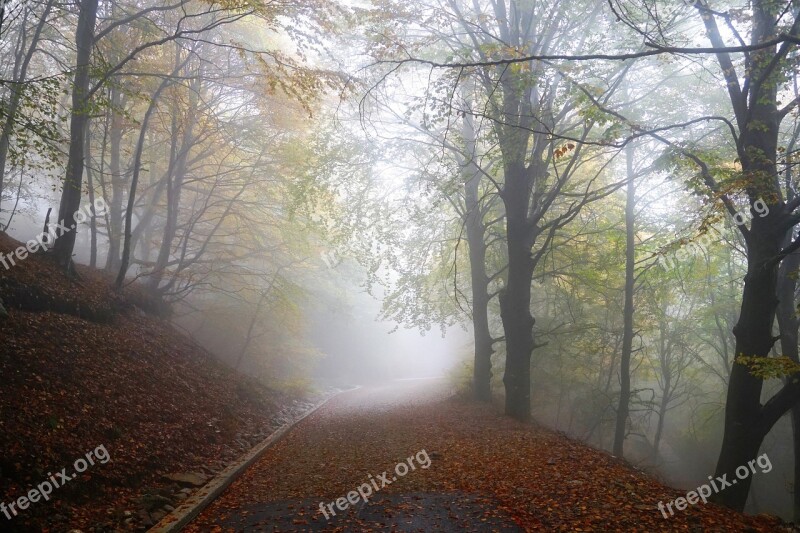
[694,2,746,126]
[88,10,252,99]
[773,232,800,267]
[374,34,800,69]
[758,376,800,438]
[93,1,188,43]
[571,82,743,232]
[748,14,800,112]
[779,93,800,121]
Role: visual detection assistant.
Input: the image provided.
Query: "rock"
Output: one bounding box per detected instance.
[139,493,172,510]
[150,510,166,523]
[158,484,179,495]
[123,510,132,518]
[162,472,207,487]
[138,510,154,528]
[174,493,188,500]
[163,505,175,512]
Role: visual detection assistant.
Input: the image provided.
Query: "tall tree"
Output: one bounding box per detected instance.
[613,142,637,457]
[0,0,54,211]
[495,0,800,508]
[461,109,497,401]
[774,121,800,521]
[693,1,800,510]
[443,0,625,420]
[53,0,99,269]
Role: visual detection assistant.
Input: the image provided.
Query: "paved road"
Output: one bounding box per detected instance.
[185,379,523,532]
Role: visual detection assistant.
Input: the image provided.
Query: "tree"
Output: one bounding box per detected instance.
[687,0,800,511]
[0,0,55,212]
[605,0,800,510]
[442,1,626,420]
[52,0,98,269]
[52,0,255,270]
[461,108,500,401]
[613,142,637,457]
[773,104,800,521]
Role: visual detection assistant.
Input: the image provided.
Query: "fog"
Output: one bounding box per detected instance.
[4,0,800,527]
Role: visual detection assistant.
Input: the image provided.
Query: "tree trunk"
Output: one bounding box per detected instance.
[53,0,99,269]
[105,87,124,272]
[236,291,268,370]
[115,75,175,288]
[653,378,669,458]
[613,144,636,457]
[84,121,98,268]
[0,2,52,211]
[776,212,800,520]
[792,406,800,521]
[468,239,493,402]
[500,162,535,421]
[148,71,200,292]
[462,111,493,402]
[711,189,782,511]
[116,46,190,288]
[653,316,672,460]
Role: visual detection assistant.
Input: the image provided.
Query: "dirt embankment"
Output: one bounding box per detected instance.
[0,232,296,531]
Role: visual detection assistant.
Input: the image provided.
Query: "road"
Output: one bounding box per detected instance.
[185,379,523,531]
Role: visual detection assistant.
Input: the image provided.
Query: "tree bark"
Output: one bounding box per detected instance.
[84,121,98,268]
[462,110,494,402]
[53,0,99,269]
[712,231,780,510]
[116,49,188,288]
[105,86,124,272]
[613,143,636,457]
[148,72,198,292]
[776,204,800,520]
[500,161,535,421]
[653,379,669,458]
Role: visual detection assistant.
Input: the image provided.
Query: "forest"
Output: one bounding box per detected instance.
[3,0,800,530]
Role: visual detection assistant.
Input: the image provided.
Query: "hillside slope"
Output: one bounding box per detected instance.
[0,232,294,531]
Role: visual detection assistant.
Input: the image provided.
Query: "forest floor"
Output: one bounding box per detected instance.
[0,232,311,532]
[187,380,791,532]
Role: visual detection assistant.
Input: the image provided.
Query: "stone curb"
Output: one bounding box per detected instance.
[149,391,349,532]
